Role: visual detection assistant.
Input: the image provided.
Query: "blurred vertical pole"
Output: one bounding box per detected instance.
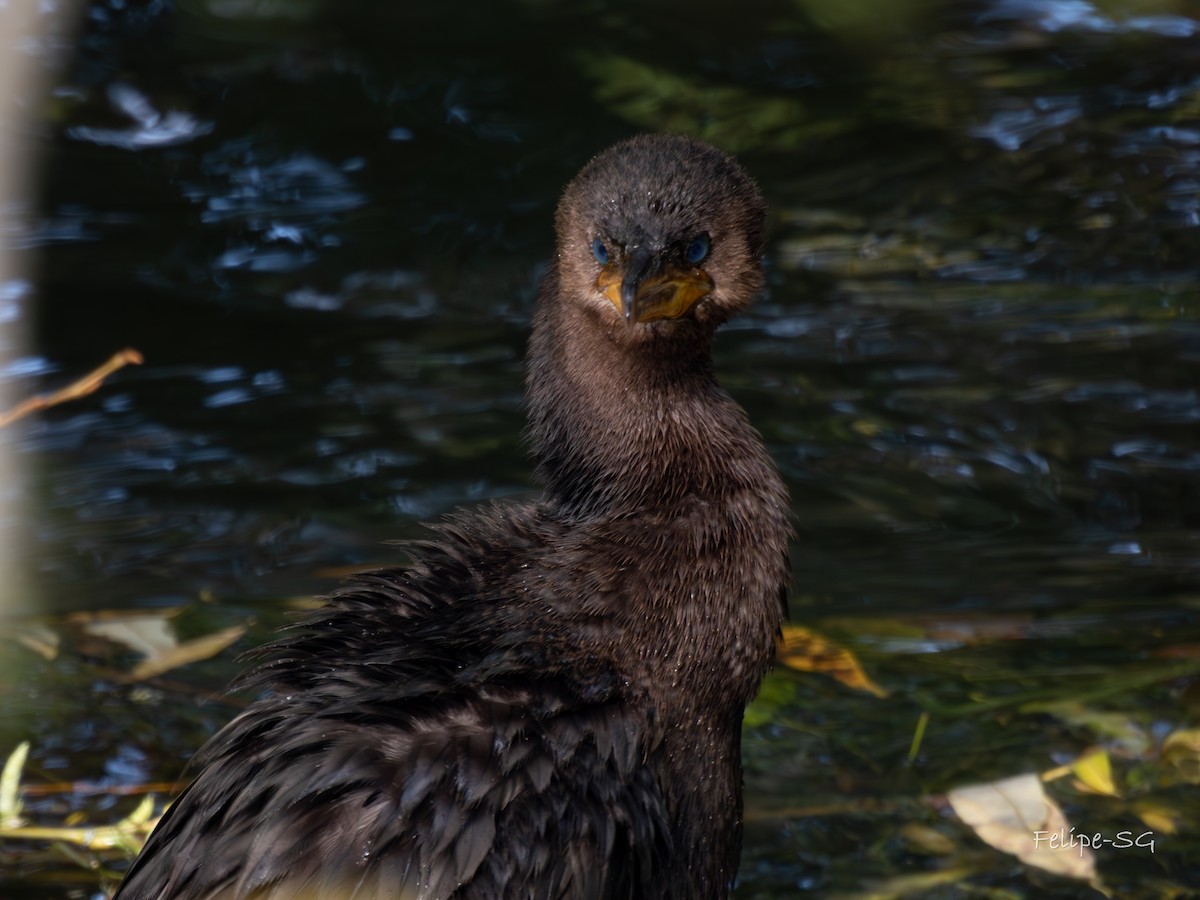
[0,0,79,617]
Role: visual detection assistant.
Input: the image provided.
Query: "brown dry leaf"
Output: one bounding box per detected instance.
[124,624,246,682]
[777,624,888,697]
[947,773,1097,882]
[916,613,1036,645]
[1152,642,1200,659]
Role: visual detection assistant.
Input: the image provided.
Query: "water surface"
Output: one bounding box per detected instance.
[3,1,1199,897]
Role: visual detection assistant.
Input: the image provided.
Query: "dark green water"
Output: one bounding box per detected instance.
[3,0,1200,897]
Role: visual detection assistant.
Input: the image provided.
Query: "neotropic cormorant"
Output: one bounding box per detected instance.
[113,134,792,900]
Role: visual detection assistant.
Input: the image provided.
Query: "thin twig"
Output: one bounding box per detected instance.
[20,780,187,798]
[0,348,143,429]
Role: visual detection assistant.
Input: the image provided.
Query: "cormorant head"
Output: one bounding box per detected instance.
[555,134,767,335]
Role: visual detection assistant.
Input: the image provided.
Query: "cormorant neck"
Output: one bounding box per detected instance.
[525,269,764,519]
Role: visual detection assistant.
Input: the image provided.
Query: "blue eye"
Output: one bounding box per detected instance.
[592,237,609,265]
[686,234,710,265]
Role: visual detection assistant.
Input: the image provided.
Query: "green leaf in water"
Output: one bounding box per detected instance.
[577,54,835,154]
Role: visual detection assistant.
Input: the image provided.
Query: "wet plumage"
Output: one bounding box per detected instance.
[114,134,791,900]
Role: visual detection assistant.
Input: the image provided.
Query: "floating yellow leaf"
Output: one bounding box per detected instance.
[777,624,888,698]
[125,794,157,827]
[947,773,1097,882]
[1134,802,1179,836]
[1161,728,1200,784]
[0,742,29,827]
[1069,750,1118,797]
